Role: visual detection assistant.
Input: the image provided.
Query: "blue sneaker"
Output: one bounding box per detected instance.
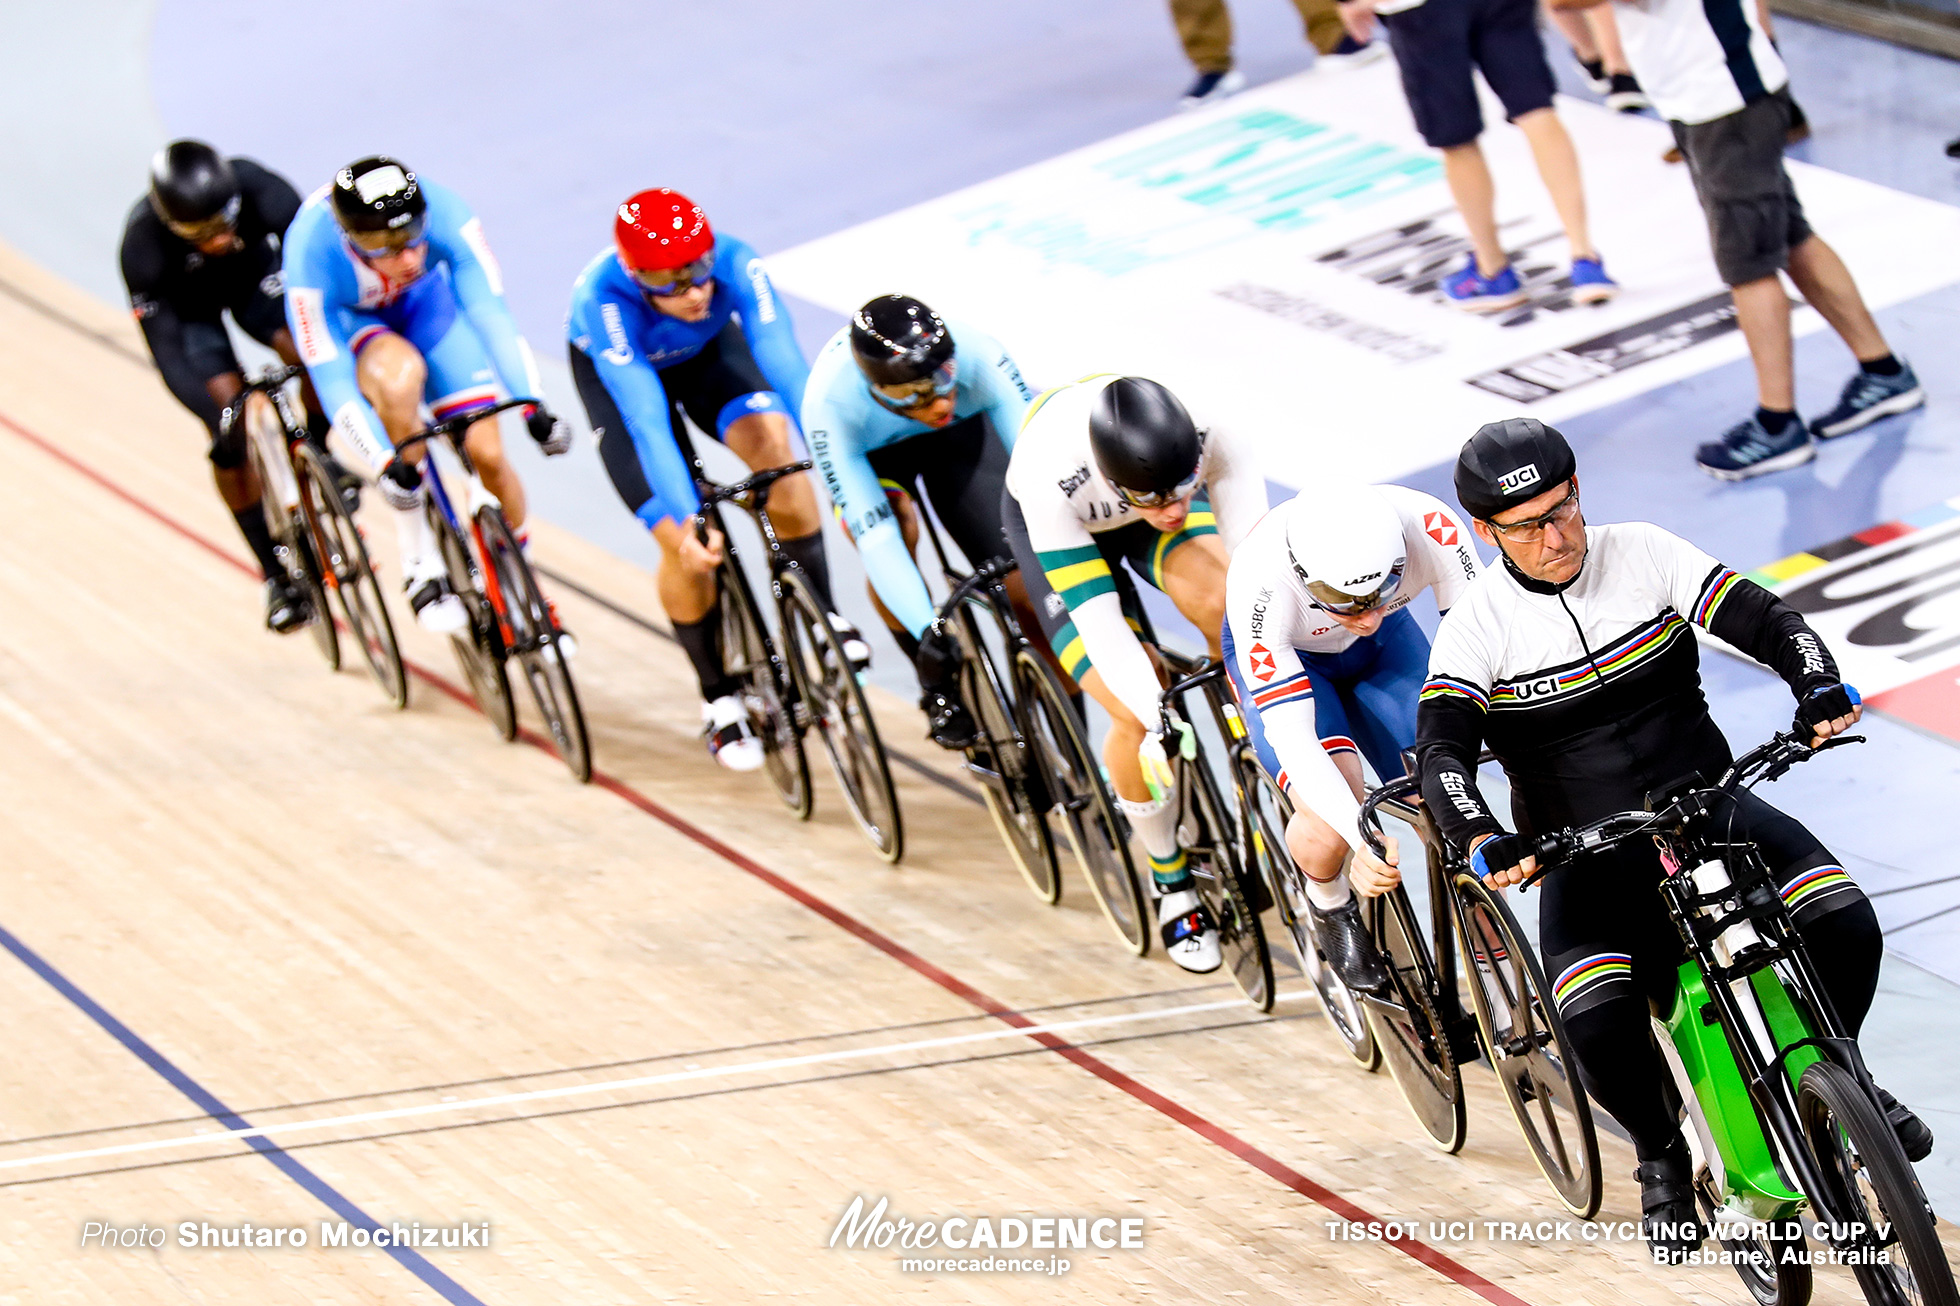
[1695,415,1815,481]
[1809,362,1925,439]
[1569,256,1619,304]
[1442,257,1528,312]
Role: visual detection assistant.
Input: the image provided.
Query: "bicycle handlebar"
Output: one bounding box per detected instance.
[935,554,1019,618]
[688,460,815,545]
[217,364,309,443]
[388,397,540,462]
[1518,728,1864,886]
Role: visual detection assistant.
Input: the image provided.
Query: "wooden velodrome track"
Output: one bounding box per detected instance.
[0,239,1952,1305]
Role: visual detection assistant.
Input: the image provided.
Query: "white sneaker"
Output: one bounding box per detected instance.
[403,557,467,634]
[704,695,765,773]
[1157,888,1222,974]
[827,612,872,675]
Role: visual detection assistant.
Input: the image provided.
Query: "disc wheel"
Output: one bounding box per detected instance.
[248,433,337,671]
[294,445,405,708]
[1797,1061,1958,1306]
[1180,757,1273,1011]
[957,617,1059,903]
[1367,886,1468,1152]
[478,508,591,783]
[1454,873,1600,1216]
[1016,648,1151,954]
[719,562,810,818]
[430,500,515,741]
[1239,754,1377,1067]
[779,569,902,862]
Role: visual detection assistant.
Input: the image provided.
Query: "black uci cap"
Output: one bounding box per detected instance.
[1454,418,1577,521]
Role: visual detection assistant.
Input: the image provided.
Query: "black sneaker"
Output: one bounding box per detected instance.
[1606,73,1650,113]
[1307,895,1391,993]
[1635,1146,1705,1264]
[920,689,980,751]
[263,577,312,634]
[1578,58,1610,94]
[1875,1085,1935,1162]
[1180,68,1245,109]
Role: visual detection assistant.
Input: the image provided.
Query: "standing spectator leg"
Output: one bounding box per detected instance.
[1439,143,1508,278]
[1171,0,1246,104]
[1514,108,1599,262]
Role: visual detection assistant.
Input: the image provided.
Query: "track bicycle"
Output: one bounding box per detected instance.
[1521,730,1958,1306]
[223,365,405,708]
[1155,651,1276,1010]
[690,458,901,862]
[390,399,590,782]
[1359,764,1602,1218]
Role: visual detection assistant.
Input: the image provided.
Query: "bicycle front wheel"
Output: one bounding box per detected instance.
[1454,873,1600,1217]
[478,508,591,783]
[248,432,337,671]
[957,604,1059,903]
[1015,647,1149,953]
[430,499,515,740]
[294,445,405,708]
[1239,753,1376,1067]
[778,569,901,862]
[719,559,810,818]
[1367,886,1467,1152]
[1797,1061,1957,1306]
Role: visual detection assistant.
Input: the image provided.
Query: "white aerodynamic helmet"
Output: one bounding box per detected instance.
[1284,488,1408,615]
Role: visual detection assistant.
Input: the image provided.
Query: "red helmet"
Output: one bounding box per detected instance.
[614,188,713,276]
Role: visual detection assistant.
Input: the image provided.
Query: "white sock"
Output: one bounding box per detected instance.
[1304,865,1353,911]
[393,503,438,578]
[1117,792,1179,863]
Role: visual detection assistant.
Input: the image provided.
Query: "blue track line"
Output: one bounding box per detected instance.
[0,921,488,1305]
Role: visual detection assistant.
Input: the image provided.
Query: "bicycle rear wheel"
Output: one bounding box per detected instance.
[1180,757,1274,1011]
[247,432,336,670]
[430,499,515,740]
[955,607,1059,901]
[294,444,405,709]
[1367,886,1468,1152]
[1015,647,1150,953]
[478,509,591,782]
[779,568,902,862]
[1239,754,1377,1068]
[719,559,810,818]
[1797,1062,1957,1306]
[1454,873,1600,1217]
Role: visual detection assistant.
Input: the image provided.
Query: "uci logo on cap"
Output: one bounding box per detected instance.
[1498,463,1541,494]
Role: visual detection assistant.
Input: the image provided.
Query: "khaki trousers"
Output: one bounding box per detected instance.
[1171,0,1348,72]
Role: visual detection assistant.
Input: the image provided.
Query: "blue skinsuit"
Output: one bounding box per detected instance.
[283,177,541,473]
[566,237,808,529]
[799,320,1033,636]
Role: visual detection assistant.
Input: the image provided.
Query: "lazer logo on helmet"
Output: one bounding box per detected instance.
[354,166,411,206]
[1497,463,1541,494]
[1343,571,1383,588]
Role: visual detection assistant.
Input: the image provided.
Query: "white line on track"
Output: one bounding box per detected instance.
[3,990,1313,1173]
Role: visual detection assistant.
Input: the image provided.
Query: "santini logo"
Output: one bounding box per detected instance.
[1498,463,1541,494]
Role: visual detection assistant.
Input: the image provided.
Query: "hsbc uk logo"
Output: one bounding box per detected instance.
[1248,643,1278,682]
[1424,512,1458,547]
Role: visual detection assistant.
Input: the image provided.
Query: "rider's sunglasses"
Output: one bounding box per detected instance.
[631,253,717,297]
[869,358,958,414]
[349,215,429,260]
[1305,564,1407,617]
[1111,431,1207,510]
[1485,479,1580,543]
[160,195,242,245]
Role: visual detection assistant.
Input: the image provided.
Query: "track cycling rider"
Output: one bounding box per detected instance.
[1005,375,1265,973]
[1415,417,1932,1261]
[801,294,1036,749]
[122,140,336,634]
[1223,485,1481,992]
[283,155,574,634]
[568,188,864,772]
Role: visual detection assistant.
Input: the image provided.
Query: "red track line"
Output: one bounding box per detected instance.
[0,405,1538,1306]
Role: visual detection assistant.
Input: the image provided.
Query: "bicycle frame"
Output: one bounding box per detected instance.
[398,406,529,651]
[1359,775,1473,1040]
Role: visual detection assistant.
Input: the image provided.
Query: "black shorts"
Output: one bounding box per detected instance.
[571,320,777,523]
[1381,0,1557,149]
[863,413,1014,574]
[1671,89,1813,287]
[1001,489,1218,682]
[1540,786,1865,1023]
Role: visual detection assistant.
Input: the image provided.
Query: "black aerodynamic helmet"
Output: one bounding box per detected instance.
[148,140,241,240]
[850,294,954,386]
[331,155,427,241]
[1089,376,1203,505]
[1454,417,1577,520]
